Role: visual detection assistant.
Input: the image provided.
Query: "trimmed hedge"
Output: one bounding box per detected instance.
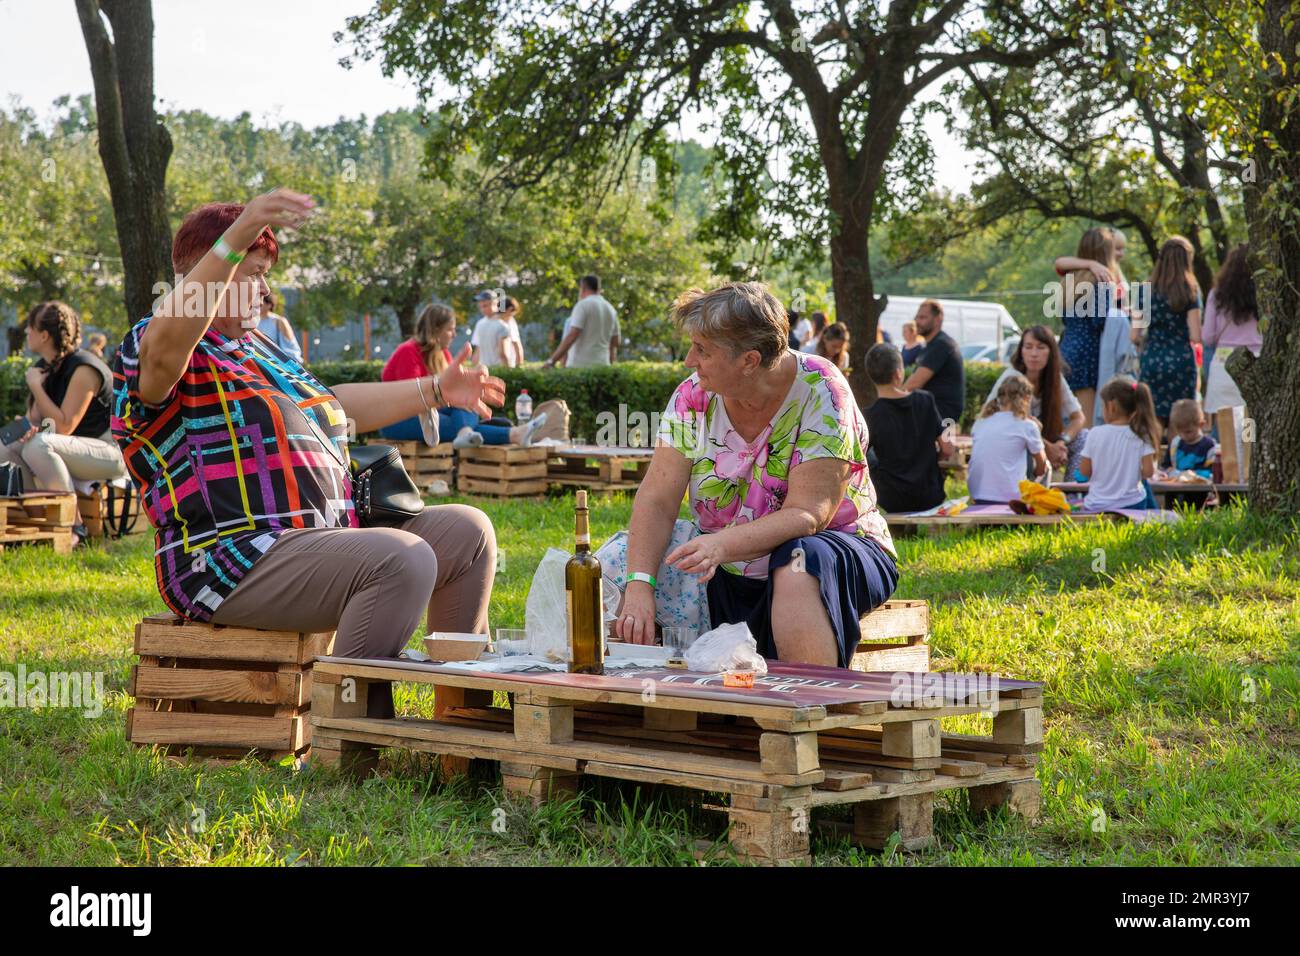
[962,361,1004,429]
[1,356,31,423]
[0,353,1005,434]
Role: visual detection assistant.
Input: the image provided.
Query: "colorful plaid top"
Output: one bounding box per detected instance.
[111,316,358,621]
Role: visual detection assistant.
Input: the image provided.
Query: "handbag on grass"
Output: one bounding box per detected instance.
[349,443,424,526]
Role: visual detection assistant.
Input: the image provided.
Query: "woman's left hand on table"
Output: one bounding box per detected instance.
[665,534,727,583]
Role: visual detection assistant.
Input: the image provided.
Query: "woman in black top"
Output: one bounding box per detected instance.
[864,343,955,513]
[0,301,126,494]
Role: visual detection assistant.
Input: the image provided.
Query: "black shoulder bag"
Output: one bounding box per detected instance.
[349,443,425,526]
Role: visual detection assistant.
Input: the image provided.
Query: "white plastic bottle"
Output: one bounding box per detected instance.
[515,389,532,424]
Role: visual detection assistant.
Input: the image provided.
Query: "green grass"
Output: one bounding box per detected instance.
[2,493,1297,865]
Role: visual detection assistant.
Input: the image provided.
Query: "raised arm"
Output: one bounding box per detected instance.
[137,189,316,405]
[24,364,100,435]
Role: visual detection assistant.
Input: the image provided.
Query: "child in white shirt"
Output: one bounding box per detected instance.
[1079,376,1160,510]
[968,373,1049,504]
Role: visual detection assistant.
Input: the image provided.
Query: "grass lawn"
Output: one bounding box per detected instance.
[2,492,1297,865]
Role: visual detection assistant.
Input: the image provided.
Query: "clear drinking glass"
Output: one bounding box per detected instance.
[661,626,696,664]
[495,628,530,657]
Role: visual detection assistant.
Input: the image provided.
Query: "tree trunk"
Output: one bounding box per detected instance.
[832,216,883,410]
[397,302,418,340]
[1226,0,1300,512]
[75,0,173,326]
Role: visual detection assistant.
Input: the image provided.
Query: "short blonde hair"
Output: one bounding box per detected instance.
[1169,398,1203,431]
[671,282,788,368]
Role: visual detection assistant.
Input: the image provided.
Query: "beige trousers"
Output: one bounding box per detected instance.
[0,428,127,493]
[208,504,496,662]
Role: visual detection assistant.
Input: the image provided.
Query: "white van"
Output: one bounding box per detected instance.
[876,295,1020,364]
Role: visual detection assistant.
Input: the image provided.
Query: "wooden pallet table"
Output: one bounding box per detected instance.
[0,493,77,553]
[456,444,550,497]
[310,654,1043,865]
[886,508,1116,535]
[126,614,335,763]
[547,444,653,491]
[1053,480,1235,510]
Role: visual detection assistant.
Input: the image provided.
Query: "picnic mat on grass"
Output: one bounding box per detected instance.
[315,656,1042,710]
[893,503,1180,524]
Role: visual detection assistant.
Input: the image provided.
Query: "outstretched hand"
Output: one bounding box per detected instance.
[439,343,506,418]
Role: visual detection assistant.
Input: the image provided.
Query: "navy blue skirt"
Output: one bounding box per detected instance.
[705,532,899,668]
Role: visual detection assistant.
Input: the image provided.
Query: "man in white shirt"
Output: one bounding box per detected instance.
[544,275,620,368]
[469,291,497,366]
[473,313,512,368]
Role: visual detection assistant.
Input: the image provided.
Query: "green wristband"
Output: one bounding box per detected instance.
[624,572,657,588]
[212,235,245,264]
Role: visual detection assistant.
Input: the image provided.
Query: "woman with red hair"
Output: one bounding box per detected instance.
[111,190,505,706]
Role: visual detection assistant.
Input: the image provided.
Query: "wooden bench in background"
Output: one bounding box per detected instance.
[126,614,335,763]
[456,444,550,497]
[546,445,653,492]
[0,493,77,554]
[386,440,454,489]
[76,480,142,539]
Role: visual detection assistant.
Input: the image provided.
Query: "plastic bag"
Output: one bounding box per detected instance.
[524,547,620,663]
[683,621,768,675]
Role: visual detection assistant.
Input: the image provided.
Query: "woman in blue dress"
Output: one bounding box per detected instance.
[1135,236,1202,434]
[1057,227,1119,426]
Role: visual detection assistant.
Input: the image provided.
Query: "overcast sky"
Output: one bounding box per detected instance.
[0,0,973,194]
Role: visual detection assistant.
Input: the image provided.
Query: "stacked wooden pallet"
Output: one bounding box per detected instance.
[0,493,77,553]
[546,445,652,492]
[456,445,550,497]
[310,629,1044,864]
[852,598,929,672]
[126,614,335,763]
[76,483,142,538]
[386,440,454,488]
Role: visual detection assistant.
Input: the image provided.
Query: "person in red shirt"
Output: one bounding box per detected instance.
[380,304,543,446]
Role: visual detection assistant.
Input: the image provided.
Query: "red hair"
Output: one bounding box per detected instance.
[171,202,279,274]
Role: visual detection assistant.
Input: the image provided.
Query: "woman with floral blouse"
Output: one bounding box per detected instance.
[613,282,897,667]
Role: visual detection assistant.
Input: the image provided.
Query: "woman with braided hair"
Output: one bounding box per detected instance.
[0,300,126,501]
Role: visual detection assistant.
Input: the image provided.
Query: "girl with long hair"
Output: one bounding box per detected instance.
[815,322,850,371]
[381,303,543,446]
[1057,227,1119,426]
[1079,377,1161,511]
[986,325,1088,476]
[1201,243,1260,414]
[0,301,126,511]
[1135,236,1202,433]
[967,373,1050,504]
